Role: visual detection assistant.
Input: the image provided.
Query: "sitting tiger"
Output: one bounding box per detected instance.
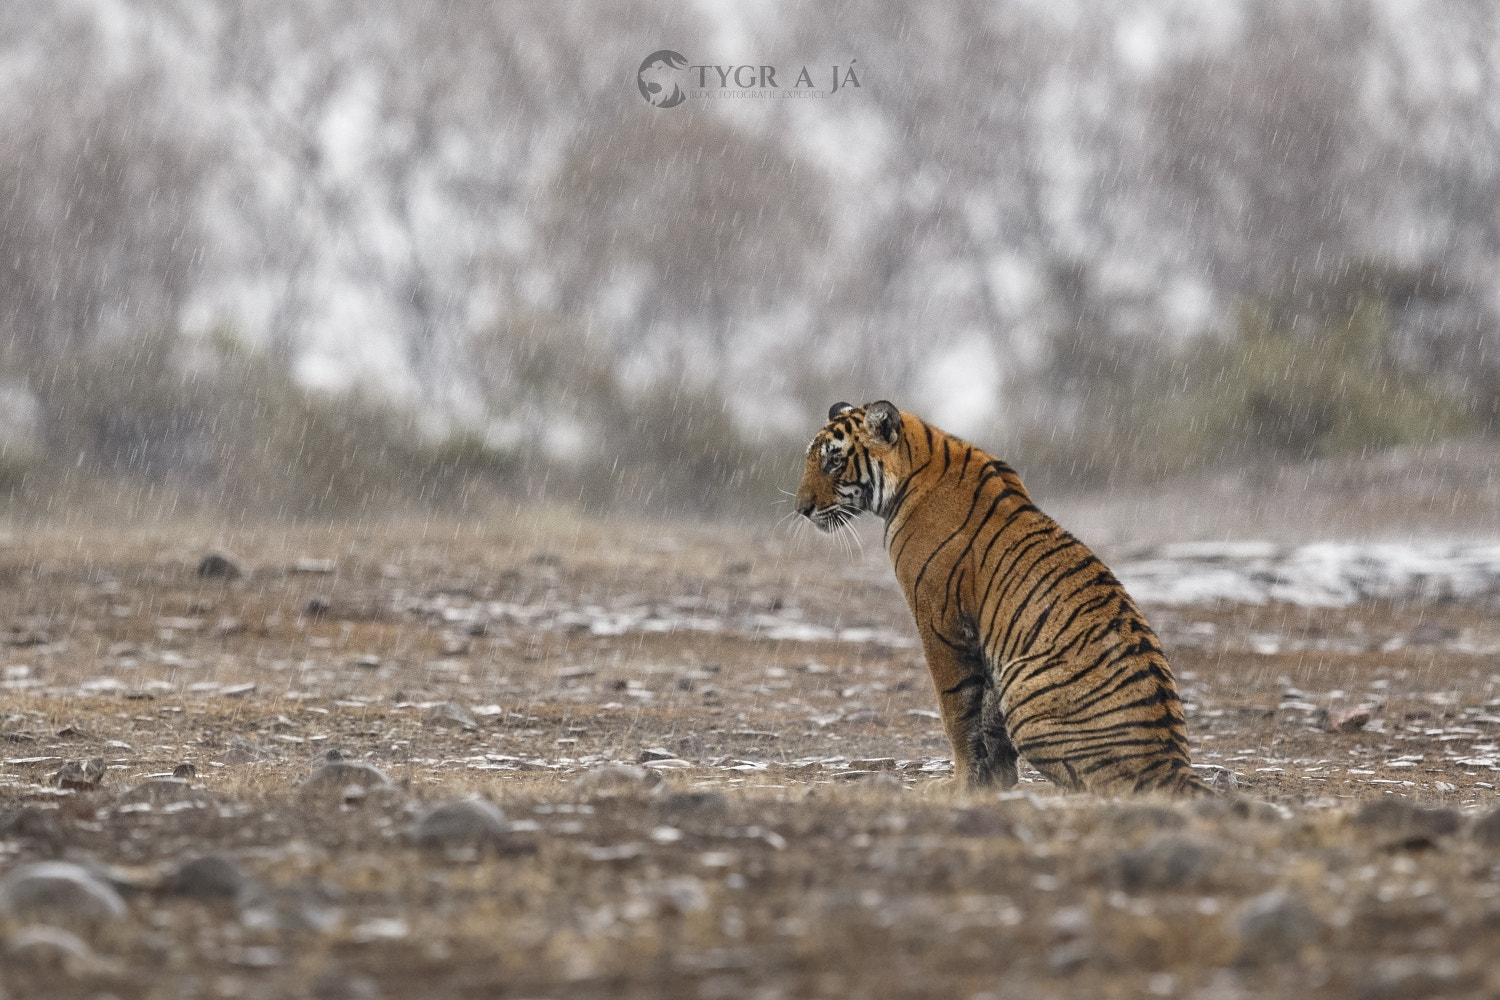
[796,401,1211,796]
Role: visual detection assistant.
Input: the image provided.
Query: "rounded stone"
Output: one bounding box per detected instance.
[413,798,508,849]
[115,778,214,808]
[422,702,477,731]
[197,552,243,579]
[165,855,247,899]
[1104,803,1186,836]
[656,790,729,822]
[299,762,391,800]
[52,758,105,792]
[1108,835,1223,892]
[1234,888,1323,963]
[0,861,127,924]
[1470,806,1500,848]
[1351,799,1459,841]
[5,924,110,977]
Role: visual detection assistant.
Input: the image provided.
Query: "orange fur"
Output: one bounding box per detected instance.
[797,401,1210,796]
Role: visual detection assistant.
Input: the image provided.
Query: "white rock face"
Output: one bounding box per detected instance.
[1118,541,1500,607]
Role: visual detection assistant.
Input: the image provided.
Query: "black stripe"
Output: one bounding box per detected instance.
[909,481,1016,600]
[940,673,986,697]
[979,537,1086,643]
[1018,591,1114,657]
[974,527,1059,617]
[997,556,1103,661]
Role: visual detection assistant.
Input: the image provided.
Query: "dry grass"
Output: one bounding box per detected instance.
[3,512,1500,998]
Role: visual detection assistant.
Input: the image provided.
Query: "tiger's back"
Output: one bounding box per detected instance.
[797,400,1209,796]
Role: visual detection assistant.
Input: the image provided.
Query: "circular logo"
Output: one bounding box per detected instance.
[638,50,688,108]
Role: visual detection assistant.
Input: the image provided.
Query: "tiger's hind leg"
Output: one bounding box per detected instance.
[1006,712,1200,795]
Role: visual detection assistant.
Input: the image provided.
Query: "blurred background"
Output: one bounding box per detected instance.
[4,0,1500,522]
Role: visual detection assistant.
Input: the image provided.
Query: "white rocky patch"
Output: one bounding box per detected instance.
[1118,541,1500,607]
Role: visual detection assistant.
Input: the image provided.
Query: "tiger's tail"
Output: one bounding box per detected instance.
[1149,762,1220,798]
[1115,756,1219,797]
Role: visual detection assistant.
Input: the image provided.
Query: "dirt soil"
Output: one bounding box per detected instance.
[3,508,1500,999]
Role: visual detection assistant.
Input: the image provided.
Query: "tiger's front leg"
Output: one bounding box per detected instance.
[980,683,1020,789]
[919,628,1015,790]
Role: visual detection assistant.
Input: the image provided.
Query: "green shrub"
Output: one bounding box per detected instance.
[464,314,793,518]
[23,330,519,520]
[1182,297,1467,462]
[1010,294,1471,490]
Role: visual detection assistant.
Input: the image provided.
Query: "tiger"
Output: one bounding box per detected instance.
[795,400,1211,796]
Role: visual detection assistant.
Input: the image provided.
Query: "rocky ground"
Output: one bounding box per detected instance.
[3,507,1500,999]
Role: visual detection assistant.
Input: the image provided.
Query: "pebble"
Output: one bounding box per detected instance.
[1047,939,1092,973]
[1048,905,1091,940]
[5,924,116,977]
[1103,803,1186,836]
[849,758,899,771]
[52,757,105,791]
[216,741,261,765]
[843,709,886,726]
[413,798,509,849]
[197,552,243,579]
[0,805,57,839]
[165,855,248,899]
[115,778,213,808]
[1350,893,1447,938]
[951,808,1013,838]
[423,702,477,731]
[1107,835,1223,892]
[1326,706,1373,733]
[578,842,645,863]
[1194,797,1288,824]
[643,758,694,770]
[1233,888,1322,963]
[834,771,903,788]
[0,861,128,925]
[652,876,710,916]
[1351,799,1460,843]
[172,763,197,779]
[299,762,391,800]
[656,790,729,823]
[1470,805,1500,848]
[1357,955,1473,1000]
[573,764,660,795]
[213,616,245,637]
[311,973,379,1000]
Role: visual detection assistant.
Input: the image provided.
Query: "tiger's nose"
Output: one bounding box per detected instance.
[797,497,815,518]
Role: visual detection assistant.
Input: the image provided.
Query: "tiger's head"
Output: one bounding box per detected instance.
[795,400,904,531]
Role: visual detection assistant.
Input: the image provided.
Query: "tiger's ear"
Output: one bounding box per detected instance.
[864,400,901,446]
[828,402,855,420]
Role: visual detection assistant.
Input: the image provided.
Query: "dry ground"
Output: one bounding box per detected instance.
[3,506,1500,999]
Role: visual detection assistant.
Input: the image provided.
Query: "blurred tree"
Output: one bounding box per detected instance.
[0,12,204,372]
[546,111,830,356]
[1148,1,1379,324]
